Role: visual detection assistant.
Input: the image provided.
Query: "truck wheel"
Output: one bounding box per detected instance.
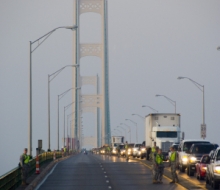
[180,165,185,172]
[211,178,219,189]
[206,175,209,184]
[187,166,194,176]
[141,155,143,159]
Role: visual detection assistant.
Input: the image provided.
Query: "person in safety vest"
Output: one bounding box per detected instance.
[155,149,164,184]
[169,146,179,183]
[20,148,30,186]
[152,146,159,184]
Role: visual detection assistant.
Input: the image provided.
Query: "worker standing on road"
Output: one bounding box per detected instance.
[152,146,159,184]
[151,142,156,160]
[20,148,30,186]
[155,149,164,184]
[125,141,129,161]
[169,146,179,183]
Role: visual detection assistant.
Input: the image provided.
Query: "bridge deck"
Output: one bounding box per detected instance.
[36,153,185,190]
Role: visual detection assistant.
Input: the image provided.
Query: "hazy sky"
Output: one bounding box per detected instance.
[1,0,220,175]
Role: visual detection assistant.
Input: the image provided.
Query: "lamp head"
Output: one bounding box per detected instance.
[177,76,184,80]
[65,25,78,30]
[155,95,161,97]
[217,46,220,51]
[142,105,146,107]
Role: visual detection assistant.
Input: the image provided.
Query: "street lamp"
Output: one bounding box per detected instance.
[132,113,144,120]
[155,94,176,113]
[126,119,138,143]
[177,76,206,139]
[64,102,75,147]
[217,46,220,51]
[117,126,127,141]
[28,25,77,155]
[142,105,158,113]
[57,87,80,150]
[48,65,78,151]
[114,128,122,136]
[120,123,131,143]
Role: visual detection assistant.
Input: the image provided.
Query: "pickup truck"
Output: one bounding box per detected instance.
[206,147,220,189]
[178,139,210,172]
[186,143,215,176]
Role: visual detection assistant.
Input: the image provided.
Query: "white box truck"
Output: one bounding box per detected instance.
[111,136,124,155]
[145,113,181,157]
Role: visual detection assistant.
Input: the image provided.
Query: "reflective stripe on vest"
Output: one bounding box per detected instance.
[170,152,176,162]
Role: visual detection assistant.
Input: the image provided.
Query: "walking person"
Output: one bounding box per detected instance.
[155,149,164,184]
[20,148,30,186]
[169,146,179,183]
[152,146,159,184]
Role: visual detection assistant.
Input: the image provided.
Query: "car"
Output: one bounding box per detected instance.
[186,143,215,176]
[178,139,210,172]
[120,144,134,157]
[132,144,142,158]
[195,154,210,180]
[206,147,220,189]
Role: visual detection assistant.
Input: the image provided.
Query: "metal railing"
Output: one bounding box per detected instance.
[0,151,62,190]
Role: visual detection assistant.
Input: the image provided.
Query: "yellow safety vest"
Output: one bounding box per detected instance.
[170,152,176,162]
[152,147,156,153]
[156,154,163,164]
[23,154,30,164]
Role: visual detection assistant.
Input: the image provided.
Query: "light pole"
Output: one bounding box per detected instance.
[132,113,144,120]
[178,76,206,139]
[155,94,176,113]
[114,129,122,136]
[64,102,74,147]
[57,87,80,150]
[120,123,131,143]
[48,65,78,151]
[126,119,138,143]
[117,126,127,141]
[142,105,158,113]
[28,25,77,155]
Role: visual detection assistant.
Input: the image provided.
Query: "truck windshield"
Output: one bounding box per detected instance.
[192,145,214,154]
[156,132,177,138]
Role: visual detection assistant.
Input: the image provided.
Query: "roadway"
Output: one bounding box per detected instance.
[36,153,185,190]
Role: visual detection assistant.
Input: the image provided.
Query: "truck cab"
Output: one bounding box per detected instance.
[145,113,181,158]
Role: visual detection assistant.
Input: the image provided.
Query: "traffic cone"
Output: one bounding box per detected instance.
[36,155,40,174]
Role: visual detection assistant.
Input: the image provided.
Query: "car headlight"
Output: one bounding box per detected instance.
[190,157,196,163]
[214,166,220,174]
[128,149,131,152]
[201,166,207,171]
[182,156,188,163]
[141,148,145,152]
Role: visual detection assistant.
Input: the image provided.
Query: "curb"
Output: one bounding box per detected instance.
[25,154,76,190]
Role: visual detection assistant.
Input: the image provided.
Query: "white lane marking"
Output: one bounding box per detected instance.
[35,163,58,190]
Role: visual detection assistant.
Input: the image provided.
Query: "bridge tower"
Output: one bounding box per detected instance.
[72,0,110,149]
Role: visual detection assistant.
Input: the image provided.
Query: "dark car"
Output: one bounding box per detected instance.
[187,143,215,176]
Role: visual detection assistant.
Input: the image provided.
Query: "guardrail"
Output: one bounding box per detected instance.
[0,151,63,190]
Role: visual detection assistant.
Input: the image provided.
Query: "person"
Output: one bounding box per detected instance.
[152,146,159,184]
[64,146,67,156]
[20,148,30,186]
[125,141,129,161]
[155,149,164,184]
[150,142,157,160]
[169,146,179,183]
[116,145,120,157]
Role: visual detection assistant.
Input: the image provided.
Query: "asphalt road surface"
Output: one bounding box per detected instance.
[36,153,186,190]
